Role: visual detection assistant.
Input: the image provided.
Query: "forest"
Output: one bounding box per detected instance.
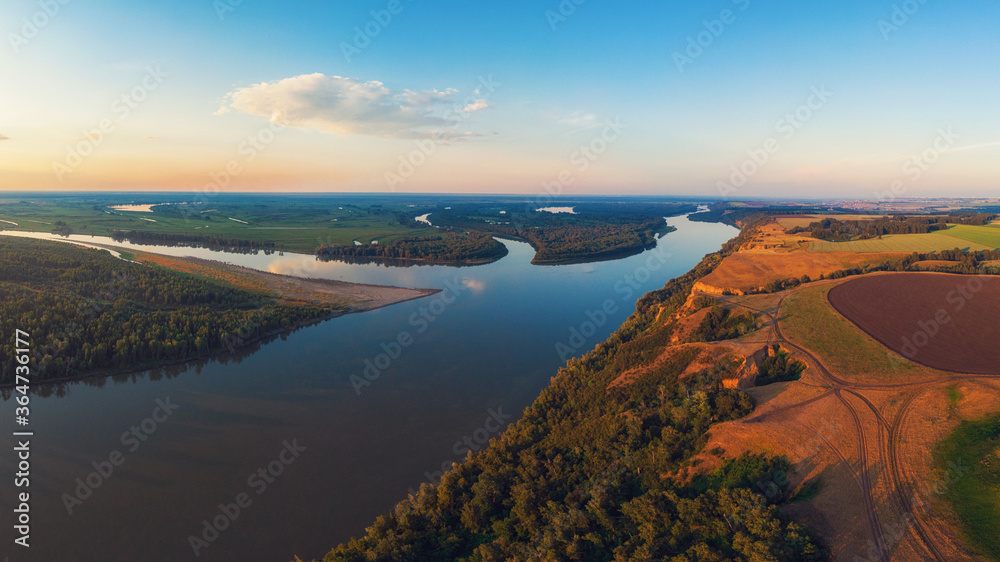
[0,238,337,384]
[427,202,693,264]
[314,203,689,265]
[111,230,277,253]
[315,217,825,561]
[787,214,996,241]
[316,231,507,264]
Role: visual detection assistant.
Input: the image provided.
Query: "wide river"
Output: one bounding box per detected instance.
[1,212,737,561]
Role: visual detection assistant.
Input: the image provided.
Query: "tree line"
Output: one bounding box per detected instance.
[0,238,336,384]
[315,218,824,561]
[430,204,680,264]
[111,230,276,253]
[316,232,507,264]
[788,214,996,241]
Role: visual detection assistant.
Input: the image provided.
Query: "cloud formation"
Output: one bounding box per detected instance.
[558,111,597,127]
[0,134,9,141]
[217,74,488,139]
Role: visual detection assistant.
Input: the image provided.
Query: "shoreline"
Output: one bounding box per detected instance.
[1,286,441,390]
[0,243,442,390]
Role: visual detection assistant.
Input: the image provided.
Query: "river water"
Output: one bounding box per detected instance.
[0,213,736,562]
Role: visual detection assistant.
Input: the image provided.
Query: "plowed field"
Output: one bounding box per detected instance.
[828,273,1000,374]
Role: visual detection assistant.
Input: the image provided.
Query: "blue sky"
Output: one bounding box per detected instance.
[2,0,998,198]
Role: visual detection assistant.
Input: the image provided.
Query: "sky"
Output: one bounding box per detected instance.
[1,0,998,199]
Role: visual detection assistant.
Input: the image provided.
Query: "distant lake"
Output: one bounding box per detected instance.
[0,212,737,562]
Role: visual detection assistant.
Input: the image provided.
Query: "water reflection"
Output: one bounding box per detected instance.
[0,212,738,562]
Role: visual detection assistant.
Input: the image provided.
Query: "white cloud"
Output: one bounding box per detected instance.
[0,134,9,141]
[460,99,489,113]
[558,111,598,127]
[217,74,488,139]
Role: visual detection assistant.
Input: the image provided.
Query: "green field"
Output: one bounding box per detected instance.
[808,231,995,253]
[0,200,439,253]
[935,224,1000,249]
[0,196,698,264]
[935,413,1000,561]
[780,284,922,380]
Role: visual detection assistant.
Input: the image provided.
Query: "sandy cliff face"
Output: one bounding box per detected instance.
[693,280,746,296]
[722,344,771,389]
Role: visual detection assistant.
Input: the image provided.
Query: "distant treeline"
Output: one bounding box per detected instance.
[503,222,672,264]
[788,214,996,241]
[316,232,507,264]
[688,204,857,227]
[320,217,827,561]
[316,202,693,265]
[0,238,335,384]
[753,248,1000,295]
[111,230,276,254]
[430,203,689,264]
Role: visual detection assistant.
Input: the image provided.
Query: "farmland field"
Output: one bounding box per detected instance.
[0,199,439,253]
[935,224,1000,249]
[827,273,1000,374]
[780,283,923,380]
[808,232,994,253]
[774,214,881,230]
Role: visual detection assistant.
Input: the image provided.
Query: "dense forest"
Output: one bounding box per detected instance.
[429,203,690,264]
[316,232,507,264]
[0,238,336,384]
[315,203,692,265]
[314,217,825,561]
[787,214,996,241]
[111,230,277,253]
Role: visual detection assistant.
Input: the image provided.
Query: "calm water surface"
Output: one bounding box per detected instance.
[1,213,736,561]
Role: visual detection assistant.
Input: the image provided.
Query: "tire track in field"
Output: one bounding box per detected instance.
[886,389,947,562]
[717,285,1000,560]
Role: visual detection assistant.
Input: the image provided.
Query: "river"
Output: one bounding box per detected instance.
[0,212,737,561]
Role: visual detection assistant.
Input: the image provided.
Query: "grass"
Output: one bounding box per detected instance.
[808,232,994,253]
[780,284,922,380]
[947,385,962,408]
[934,413,1000,561]
[0,200,441,253]
[936,224,1000,249]
[134,251,270,294]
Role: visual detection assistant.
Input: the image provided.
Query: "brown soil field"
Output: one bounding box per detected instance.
[828,273,1000,375]
[681,283,1000,561]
